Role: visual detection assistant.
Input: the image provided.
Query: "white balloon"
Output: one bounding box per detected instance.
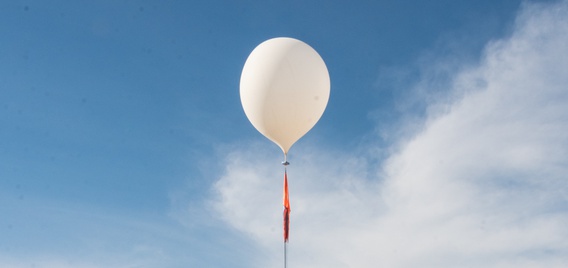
[240,37,330,155]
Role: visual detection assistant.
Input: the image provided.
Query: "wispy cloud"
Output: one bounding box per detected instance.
[0,195,213,268]
[212,1,568,267]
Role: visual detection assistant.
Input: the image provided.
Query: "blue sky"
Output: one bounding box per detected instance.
[1,0,568,267]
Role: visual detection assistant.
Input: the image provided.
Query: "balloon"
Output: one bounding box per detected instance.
[240,37,330,155]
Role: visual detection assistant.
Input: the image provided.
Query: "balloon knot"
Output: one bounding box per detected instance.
[282,161,290,166]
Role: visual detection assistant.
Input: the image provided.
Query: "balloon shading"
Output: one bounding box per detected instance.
[240,37,330,155]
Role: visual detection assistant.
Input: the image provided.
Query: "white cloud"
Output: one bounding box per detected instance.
[212,1,568,267]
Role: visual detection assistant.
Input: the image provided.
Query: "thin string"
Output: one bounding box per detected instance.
[284,241,287,268]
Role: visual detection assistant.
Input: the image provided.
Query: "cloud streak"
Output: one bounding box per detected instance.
[212,1,568,267]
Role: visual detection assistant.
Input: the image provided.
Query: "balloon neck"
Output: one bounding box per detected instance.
[282,154,290,166]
